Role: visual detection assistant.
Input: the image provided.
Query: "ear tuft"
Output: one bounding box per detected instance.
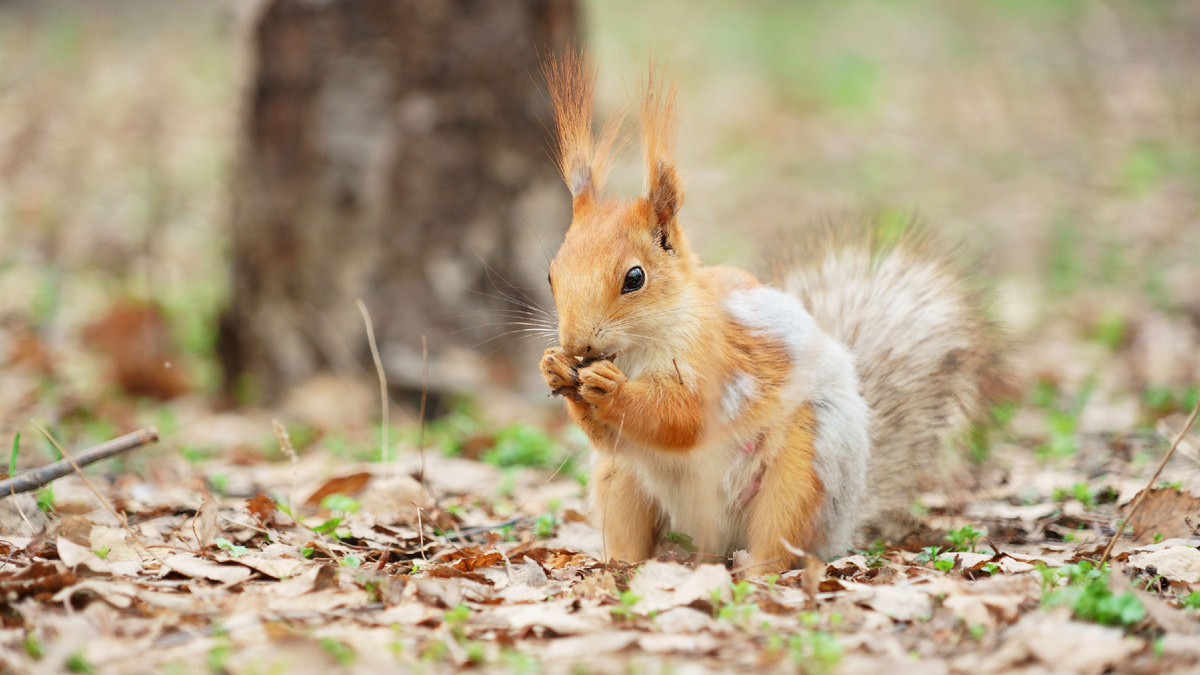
[542,49,621,213]
[640,63,684,231]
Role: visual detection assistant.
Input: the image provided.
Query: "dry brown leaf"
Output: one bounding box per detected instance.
[1007,612,1145,675]
[856,584,934,622]
[630,562,732,613]
[163,553,253,585]
[1127,546,1200,583]
[493,601,610,635]
[245,492,278,528]
[303,472,372,507]
[1128,487,1200,543]
[453,551,503,572]
[56,536,111,575]
[0,561,77,601]
[231,555,307,580]
[542,632,639,659]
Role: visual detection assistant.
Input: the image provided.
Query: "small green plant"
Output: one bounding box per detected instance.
[22,634,43,660]
[1052,482,1096,508]
[444,604,471,639]
[534,512,556,539]
[93,546,110,560]
[611,590,642,620]
[321,493,360,514]
[207,642,230,673]
[214,538,248,558]
[788,630,841,673]
[857,539,889,567]
[665,531,699,553]
[914,545,942,564]
[301,546,314,558]
[1039,560,1145,628]
[319,637,356,666]
[1033,377,1094,460]
[482,423,558,468]
[35,485,55,513]
[947,525,987,553]
[915,545,955,572]
[1180,591,1200,610]
[65,651,94,674]
[9,431,19,477]
[311,517,344,536]
[714,581,757,625]
[339,555,361,568]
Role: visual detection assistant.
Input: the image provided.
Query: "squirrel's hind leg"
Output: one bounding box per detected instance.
[745,404,825,575]
[592,454,659,564]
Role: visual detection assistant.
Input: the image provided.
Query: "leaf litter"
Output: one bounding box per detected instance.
[2,406,1199,675]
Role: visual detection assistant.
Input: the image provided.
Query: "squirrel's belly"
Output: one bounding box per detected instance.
[626,432,763,557]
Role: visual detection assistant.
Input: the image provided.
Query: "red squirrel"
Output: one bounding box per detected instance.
[538,52,1008,573]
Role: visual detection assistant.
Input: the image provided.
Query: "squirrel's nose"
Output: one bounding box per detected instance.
[561,338,597,360]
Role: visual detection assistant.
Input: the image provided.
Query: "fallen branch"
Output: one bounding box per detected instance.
[1099,400,1200,564]
[1,427,159,497]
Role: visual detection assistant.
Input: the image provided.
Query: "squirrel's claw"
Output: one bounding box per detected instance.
[577,359,627,407]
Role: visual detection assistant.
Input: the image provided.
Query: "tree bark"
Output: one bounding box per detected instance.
[219,0,577,403]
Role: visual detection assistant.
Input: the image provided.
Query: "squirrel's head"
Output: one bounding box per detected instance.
[543,51,697,363]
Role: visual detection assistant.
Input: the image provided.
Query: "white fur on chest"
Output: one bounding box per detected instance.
[622,428,762,556]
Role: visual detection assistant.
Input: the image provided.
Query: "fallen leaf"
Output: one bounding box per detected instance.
[304,472,372,507]
[1127,546,1200,583]
[1127,488,1200,543]
[0,561,76,600]
[56,537,111,575]
[1006,612,1145,675]
[541,632,638,659]
[163,553,253,585]
[631,562,733,613]
[638,633,721,654]
[856,584,934,622]
[245,492,278,528]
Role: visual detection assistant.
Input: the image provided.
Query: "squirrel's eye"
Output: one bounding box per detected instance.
[622,266,645,294]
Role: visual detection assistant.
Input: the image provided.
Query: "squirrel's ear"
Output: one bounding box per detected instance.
[640,64,683,243]
[649,161,683,228]
[543,49,620,217]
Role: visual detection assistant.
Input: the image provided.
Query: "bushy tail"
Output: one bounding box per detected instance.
[768,216,1013,543]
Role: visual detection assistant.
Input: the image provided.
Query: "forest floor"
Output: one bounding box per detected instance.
[3,1,1200,673]
[1,364,1200,674]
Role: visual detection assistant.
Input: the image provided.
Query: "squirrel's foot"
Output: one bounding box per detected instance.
[577,359,627,409]
[540,346,580,400]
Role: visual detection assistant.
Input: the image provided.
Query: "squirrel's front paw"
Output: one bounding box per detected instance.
[540,347,580,400]
[577,359,627,408]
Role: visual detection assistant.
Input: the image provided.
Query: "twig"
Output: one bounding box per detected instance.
[356,298,389,474]
[30,422,169,568]
[0,427,159,497]
[1099,400,1200,564]
[272,420,298,522]
[417,335,429,490]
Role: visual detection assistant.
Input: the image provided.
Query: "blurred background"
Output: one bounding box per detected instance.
[1,0,1198,478]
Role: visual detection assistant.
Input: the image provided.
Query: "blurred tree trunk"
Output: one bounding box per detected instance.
[219,0,576,403]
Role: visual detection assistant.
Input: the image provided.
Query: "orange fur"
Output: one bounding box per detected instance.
[592,453,660,563]
[746,404,824,574]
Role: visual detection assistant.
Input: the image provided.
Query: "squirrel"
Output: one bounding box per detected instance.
[538,51,1009,574]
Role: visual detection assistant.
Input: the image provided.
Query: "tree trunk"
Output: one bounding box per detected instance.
[219,0,577,403]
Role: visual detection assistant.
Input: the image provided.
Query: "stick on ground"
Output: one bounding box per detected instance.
[1099,400,1200,564]
[0,427,159,497]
